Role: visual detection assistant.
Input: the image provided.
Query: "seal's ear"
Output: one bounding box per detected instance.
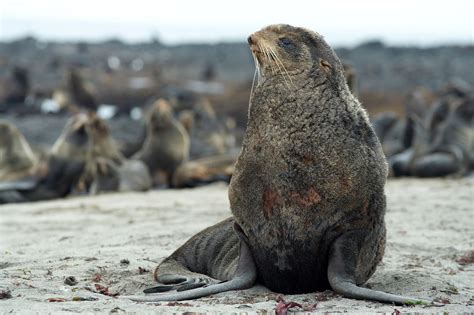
[320,59,332,74]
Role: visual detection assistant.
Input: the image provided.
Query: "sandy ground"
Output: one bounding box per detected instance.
[0,178,473,314]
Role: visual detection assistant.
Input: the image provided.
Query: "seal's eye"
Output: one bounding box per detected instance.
[279,38,294,48]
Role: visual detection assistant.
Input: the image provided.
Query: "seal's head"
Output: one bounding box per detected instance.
[62,113,91,151]
[52,113,123,190]
[147,99,174,129]
[248,24,344,84]
[53,113,115,157]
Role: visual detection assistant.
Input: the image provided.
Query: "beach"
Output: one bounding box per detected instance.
[0,178,473,313]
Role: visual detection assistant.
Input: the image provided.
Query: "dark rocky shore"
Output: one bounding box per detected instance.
[1,36,473,154]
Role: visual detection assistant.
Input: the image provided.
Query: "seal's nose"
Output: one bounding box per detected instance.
[247,35,254,45]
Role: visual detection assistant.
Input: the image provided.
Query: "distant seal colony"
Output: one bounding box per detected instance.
[52,113,151,193]
[125,24,429,304]
[0,121,84,203]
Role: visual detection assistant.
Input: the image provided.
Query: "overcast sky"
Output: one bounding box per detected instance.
[1,0,473,46]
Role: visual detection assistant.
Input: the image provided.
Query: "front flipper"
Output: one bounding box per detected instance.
[123,222,257,302]
[328,231,431,305]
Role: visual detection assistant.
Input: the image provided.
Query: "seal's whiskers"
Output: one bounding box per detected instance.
[266,47,293,92]
[268,46,295,88]
[249,67,258,109]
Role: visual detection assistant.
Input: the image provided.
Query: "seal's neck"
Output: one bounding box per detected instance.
[248,69,356,128]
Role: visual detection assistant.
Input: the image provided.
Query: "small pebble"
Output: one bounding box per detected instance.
[0,289,12,299]
[64,276,78,286]
[138,266,150,274]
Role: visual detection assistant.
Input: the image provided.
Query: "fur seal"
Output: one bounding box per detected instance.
[172,153,237,188]
[52,113,122,189]
[373,88,434,174]
[178,110,195,135]
[0,66,30,109]
[125,24,428,305]
[391,95,473,177]
[52,69,98,113]
[134,99,189,186]
[0,155,84,204]
[175,97,237,159]
[66,69,98,112]
[52,113,151,193]
[0,121,84,203]
[371,112,412,160]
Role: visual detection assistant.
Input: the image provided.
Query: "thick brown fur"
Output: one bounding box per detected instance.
[52,113,150,192]
[128,25,426,305]
[134,99,189,186]
[229,24,387,292]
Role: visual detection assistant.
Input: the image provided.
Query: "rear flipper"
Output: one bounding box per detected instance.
[143,268,222,294]
[0,178,38,191]
[412,152,461,177]
[328,231,432,305]
[123,222,257,302]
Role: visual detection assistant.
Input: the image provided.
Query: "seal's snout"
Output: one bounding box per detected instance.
[247,35,254,45]
[247,34,260,54]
